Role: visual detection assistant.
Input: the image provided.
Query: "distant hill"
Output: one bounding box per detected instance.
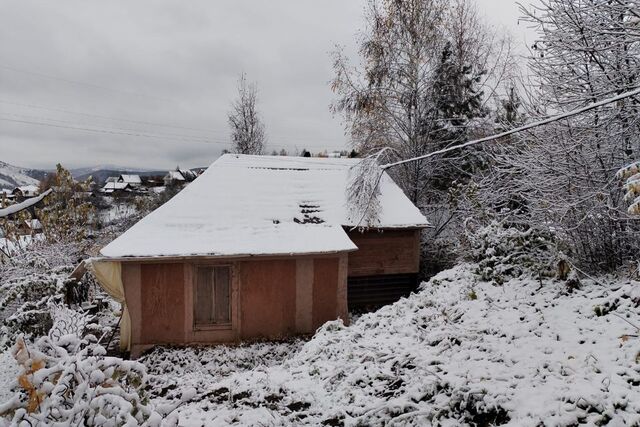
[0,161,44,189]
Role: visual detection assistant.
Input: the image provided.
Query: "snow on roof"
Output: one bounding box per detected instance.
[24,219,42,230]
[102,182,130,191]
[119,174,142,184]
[166,170,185,181]
[0,189,52,218]
[100,154,429,258]
[14,185,39,196]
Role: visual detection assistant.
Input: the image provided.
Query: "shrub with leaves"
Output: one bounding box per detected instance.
[464,220,560,283]
[0,306,160,426]
[37,163,95,243]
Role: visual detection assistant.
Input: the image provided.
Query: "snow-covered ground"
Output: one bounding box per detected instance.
[139,265,640,426]
[1,263,639,426]
[98,201,139,224]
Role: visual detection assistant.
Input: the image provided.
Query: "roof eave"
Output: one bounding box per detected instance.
[97,247,358,263]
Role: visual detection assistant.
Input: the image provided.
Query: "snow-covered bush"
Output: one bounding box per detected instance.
[0,306,160,426]
[0,269,69,349]
[464,220,560,283]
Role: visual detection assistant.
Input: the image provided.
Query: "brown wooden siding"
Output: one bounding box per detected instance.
[347,229,421,277]
[140,263,185,343]
[312,257,339,329]
[239,259,297,339]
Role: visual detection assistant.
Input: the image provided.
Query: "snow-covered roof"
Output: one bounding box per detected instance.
[24,219,42,230]
[166,170,186,181]
[100,154,429,259]
[119,174,142,184]
[0,189,52,218]
[13,185,39,196]
[102,182,130,192]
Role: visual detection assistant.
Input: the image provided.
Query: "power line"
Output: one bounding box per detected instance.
[0,116,231,145]
[0,65,176,103]
[381,86,640,170]
[2,112,216,143]
[0,99,215,134]
[0,115,348,153]
[0,98,350,147]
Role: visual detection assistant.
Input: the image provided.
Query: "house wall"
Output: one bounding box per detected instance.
[346,228,421,277]
[123,253,349,357]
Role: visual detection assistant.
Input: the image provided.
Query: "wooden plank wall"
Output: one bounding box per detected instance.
[239,259,297,339]
[140,263,185,343]
[347,229,421,277]
[312,257,339,329]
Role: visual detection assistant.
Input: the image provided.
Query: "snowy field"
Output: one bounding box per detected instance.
[130,264,640,426]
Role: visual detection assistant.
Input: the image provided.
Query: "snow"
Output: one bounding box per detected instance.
[139,264,640,425]
[100,154,428,258]
[98,202,138,223]
[14,185,39,197]
[101,182,130,192]
[0,161,39,190]
[118,174,141,185]
[0,189,52,218]
[166,170,186,181]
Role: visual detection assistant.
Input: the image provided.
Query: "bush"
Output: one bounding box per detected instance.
[0,307,160,426]
[464,220,561,283]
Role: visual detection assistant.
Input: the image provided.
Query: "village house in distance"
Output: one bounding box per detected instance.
[94,154,429,357]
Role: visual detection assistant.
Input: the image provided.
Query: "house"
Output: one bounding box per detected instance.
[0,189,15,202]
[117,174,142,187]
[12,185,40,201]
[163,169,196,186]
[17,219,43,235]
[101,182,132,195]
[0,188,53,220]
[91,154,429,356]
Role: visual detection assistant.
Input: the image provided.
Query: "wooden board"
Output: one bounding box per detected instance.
[239,259,297,339]
[140,263,185,343]
[347,229,421,277]
[312,257,339,328]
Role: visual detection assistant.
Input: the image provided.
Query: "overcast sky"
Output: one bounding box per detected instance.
[0,1,535,170]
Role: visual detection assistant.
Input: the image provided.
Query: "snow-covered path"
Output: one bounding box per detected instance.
[143,265,640,426]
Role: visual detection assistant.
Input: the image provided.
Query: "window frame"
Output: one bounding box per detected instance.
[192,264,233,331]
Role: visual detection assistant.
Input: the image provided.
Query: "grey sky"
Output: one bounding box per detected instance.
[0,0,533,170]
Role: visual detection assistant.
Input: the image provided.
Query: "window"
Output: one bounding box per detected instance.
[194,266,231,327]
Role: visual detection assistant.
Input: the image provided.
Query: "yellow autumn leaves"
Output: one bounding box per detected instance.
[616,161,640,215]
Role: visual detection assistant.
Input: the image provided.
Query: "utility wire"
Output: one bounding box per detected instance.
[0,99,215,134]
[0,116,347,153]
[0,116,231,145]
[0,65,176,103]
[381,86,640,170]
[0,98,349,148]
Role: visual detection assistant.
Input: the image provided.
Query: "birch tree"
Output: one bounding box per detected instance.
[228,73,266,155]
[333,0,513,273]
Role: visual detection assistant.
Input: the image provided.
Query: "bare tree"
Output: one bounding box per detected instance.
[473,0,640,272]
[228,73,266,155]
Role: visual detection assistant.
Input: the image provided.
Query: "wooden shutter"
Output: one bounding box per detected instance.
[214,266,231,323]
[194,266,231,326]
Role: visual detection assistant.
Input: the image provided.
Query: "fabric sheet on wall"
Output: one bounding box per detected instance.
[85,259,131,352]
